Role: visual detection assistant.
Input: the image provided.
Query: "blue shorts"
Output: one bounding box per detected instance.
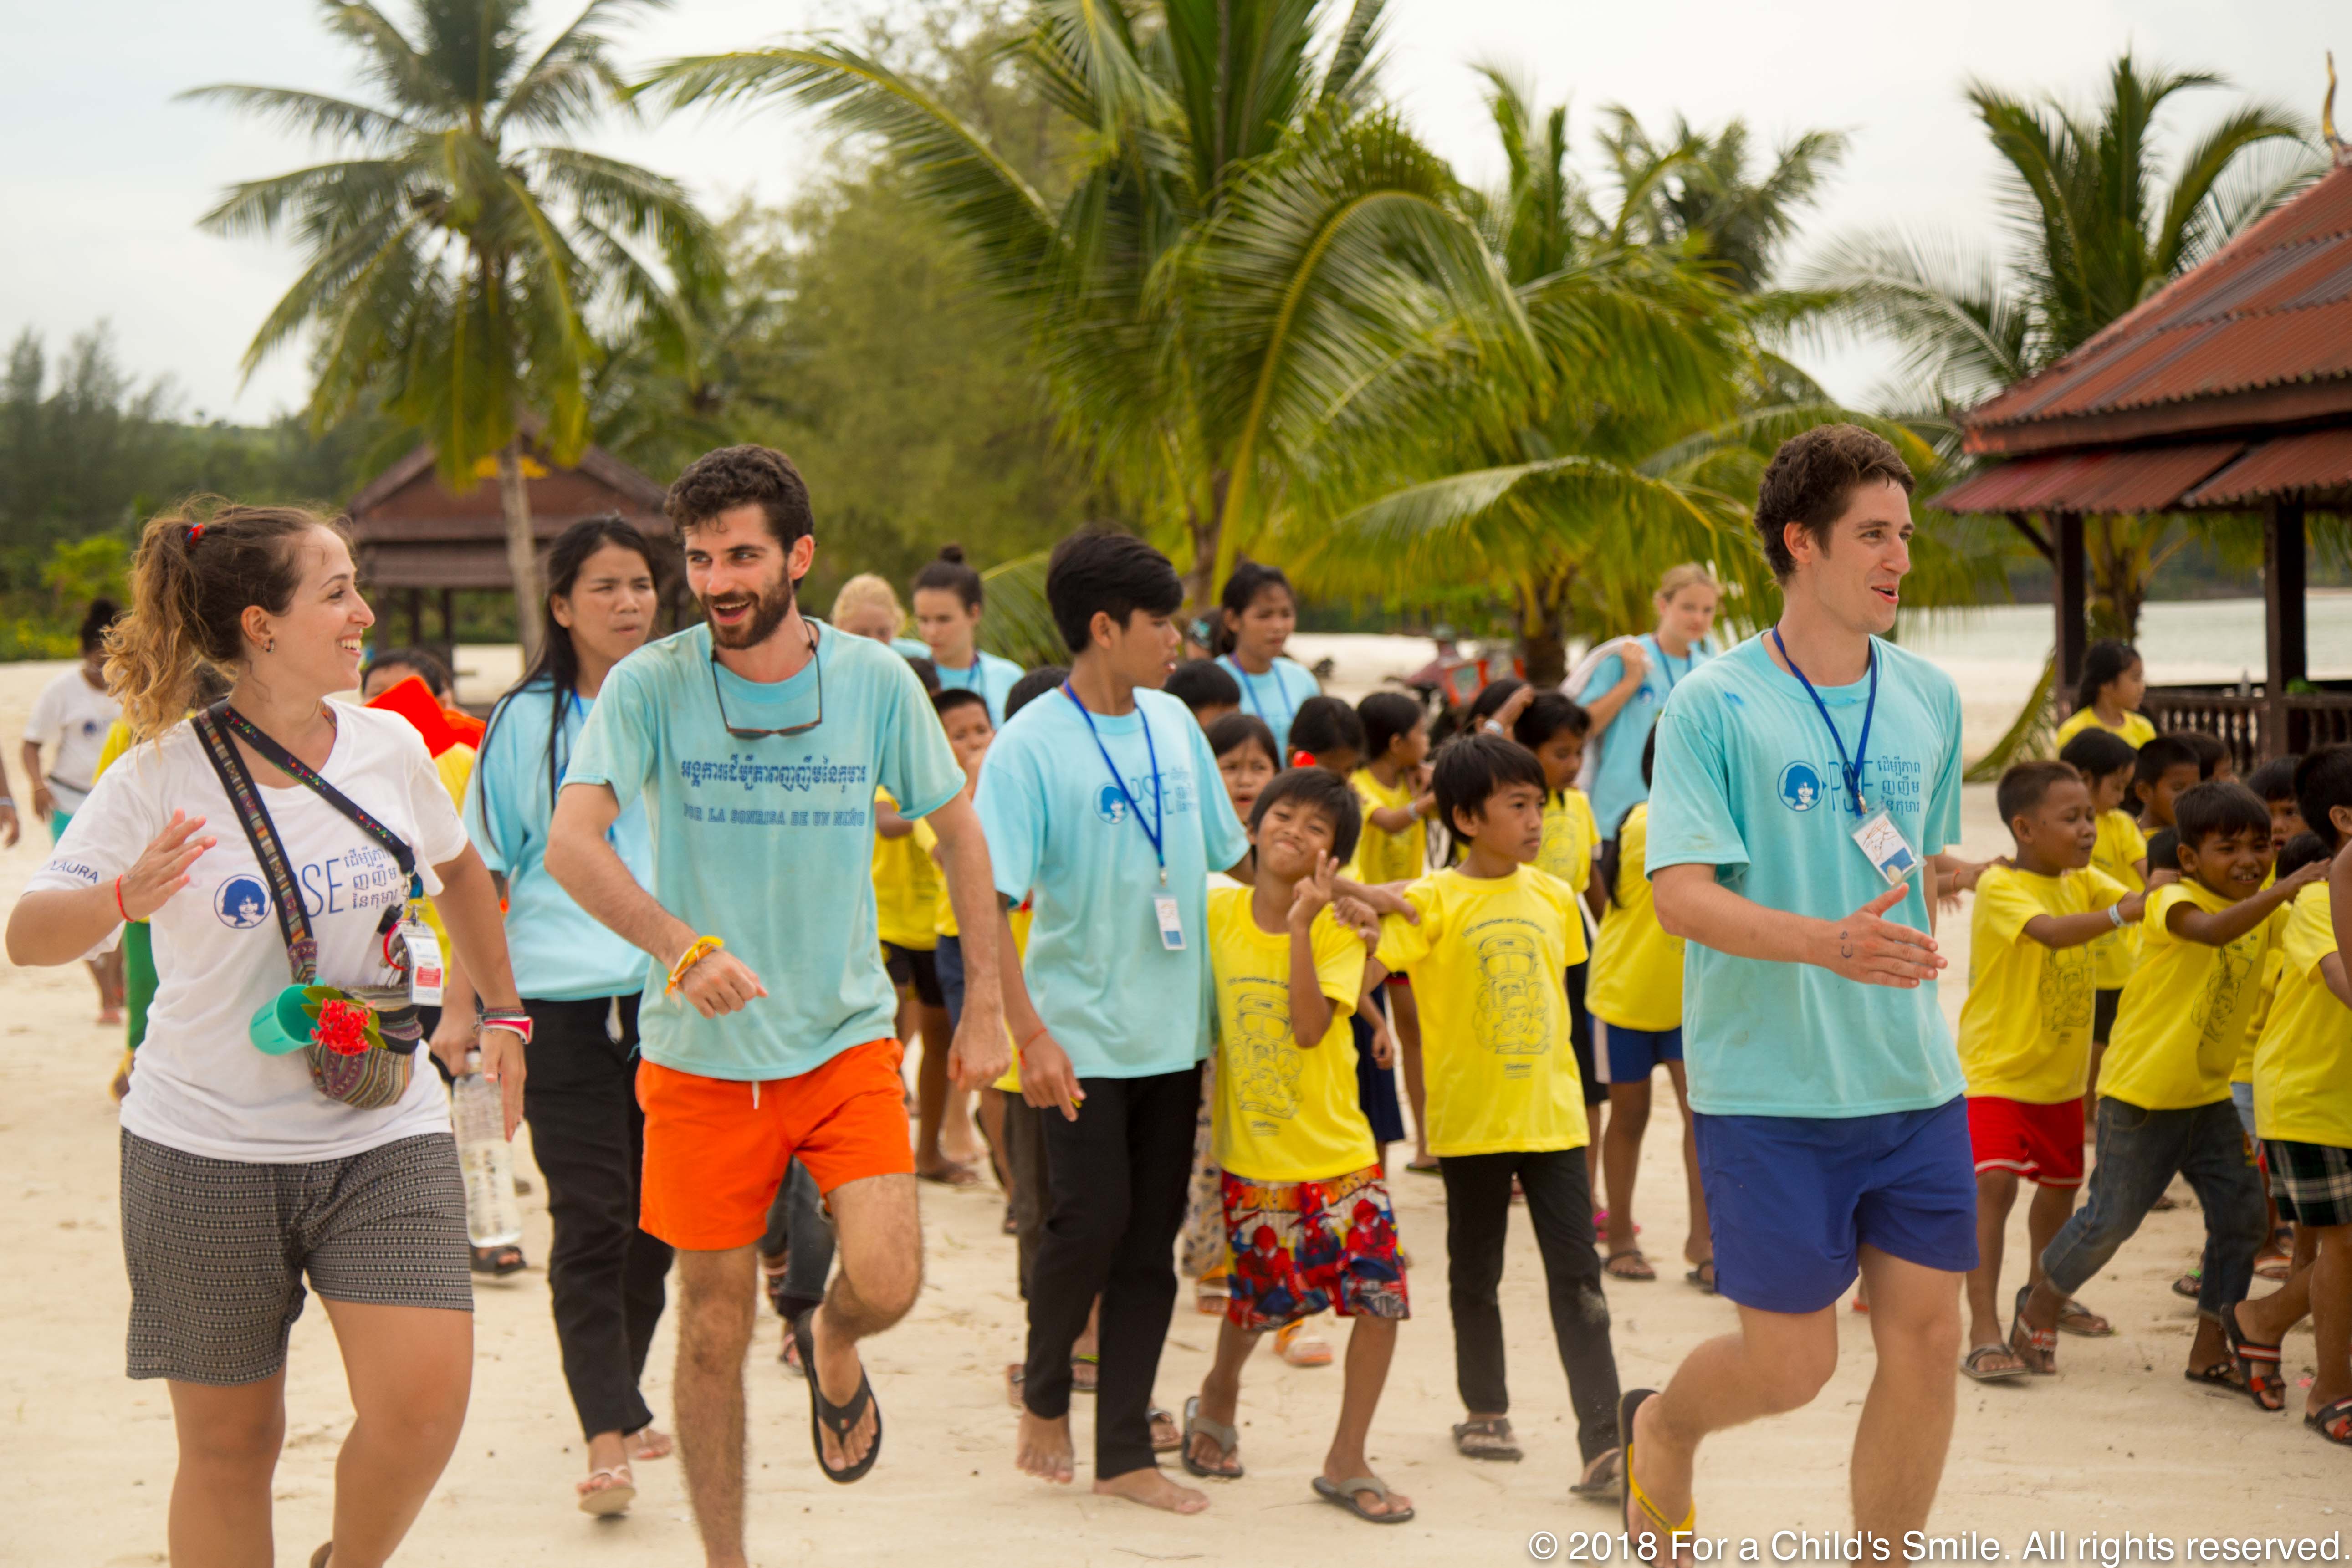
[1693,1096,1977,1314]
[1594,1020,1682,1083]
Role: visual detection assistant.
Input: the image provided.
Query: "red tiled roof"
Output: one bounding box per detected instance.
[2180,426,2352,505]
[1932,443,2243,515]
[1963,161,2352,436]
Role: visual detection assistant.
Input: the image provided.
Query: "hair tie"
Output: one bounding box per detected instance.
[183,522,205,546]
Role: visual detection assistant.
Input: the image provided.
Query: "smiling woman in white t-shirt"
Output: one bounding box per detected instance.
[6,502,533,1568]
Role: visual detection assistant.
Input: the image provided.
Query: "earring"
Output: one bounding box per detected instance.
[265,638,275,654]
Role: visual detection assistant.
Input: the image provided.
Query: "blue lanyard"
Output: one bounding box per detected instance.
[1062,684,1166,882]
[1221,655,1294,739]
[1770,628,1877,817]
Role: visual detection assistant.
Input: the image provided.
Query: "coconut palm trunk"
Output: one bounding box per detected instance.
[496,442,545,662]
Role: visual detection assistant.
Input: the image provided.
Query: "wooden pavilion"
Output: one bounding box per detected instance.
[345,439,693,660]
[1933,148,2352,768]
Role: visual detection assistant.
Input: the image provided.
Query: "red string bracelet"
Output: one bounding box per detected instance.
[114,876,130,923]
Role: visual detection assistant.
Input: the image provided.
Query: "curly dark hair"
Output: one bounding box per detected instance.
[665,444,815,546]
[1754,424,1915,581]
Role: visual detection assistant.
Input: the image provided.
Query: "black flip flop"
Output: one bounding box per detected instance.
[791,1310,882,1484]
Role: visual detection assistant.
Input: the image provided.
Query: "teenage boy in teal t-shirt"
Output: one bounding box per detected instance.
[549,445,1007,1553]
[1621,426,1969,1563]
[980,531,1252,1516]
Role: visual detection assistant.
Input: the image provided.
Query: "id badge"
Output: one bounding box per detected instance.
[1154,894,1186,951]
[400,919,445,1006]
[1851,809,1919,887]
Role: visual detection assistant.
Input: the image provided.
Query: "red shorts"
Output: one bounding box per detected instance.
[1965,1095,2085,1188]
[637,1040,914,1251]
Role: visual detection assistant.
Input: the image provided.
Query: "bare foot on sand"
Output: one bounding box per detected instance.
[1017,1410,1074,1483]
[1094,1466,1208,1514]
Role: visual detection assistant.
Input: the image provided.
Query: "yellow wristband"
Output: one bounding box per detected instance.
[667,935,724,994]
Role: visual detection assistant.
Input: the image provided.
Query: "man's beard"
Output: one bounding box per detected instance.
[702,574,795,650]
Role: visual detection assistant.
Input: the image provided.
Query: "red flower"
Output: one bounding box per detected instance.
[312,999,372,1057]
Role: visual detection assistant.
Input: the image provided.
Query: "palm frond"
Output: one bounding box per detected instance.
[174,84,413,147]
[977,550,1067,668]
[496,0,661,136]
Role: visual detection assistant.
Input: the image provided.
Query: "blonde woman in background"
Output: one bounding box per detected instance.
[830,573,928,659]
[1574,564,1722,851]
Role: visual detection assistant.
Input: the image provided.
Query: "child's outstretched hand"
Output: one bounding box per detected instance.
[1334,894,1380,949]
[1290,852,1337,929]
[1365,1005,1396,1068]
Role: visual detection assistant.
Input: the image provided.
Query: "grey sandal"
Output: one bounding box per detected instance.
[1314,1473,1416,1523]
[1180,1394,1243,1478]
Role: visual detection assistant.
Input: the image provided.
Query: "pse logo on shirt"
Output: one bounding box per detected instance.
[215,876,273,929]
[1095,785,1129,825]
[1092,768,1199,826]
[1777,761,1825,813]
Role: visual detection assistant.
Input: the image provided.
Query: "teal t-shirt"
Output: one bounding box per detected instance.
[1576,633,1716,838]
[1215,654,1320,754]
[977,686,1251,1079]
[933,649,1025,725]
[464,681,655,1001]
[1644,633,1965,1119]
[566,619,965,1080]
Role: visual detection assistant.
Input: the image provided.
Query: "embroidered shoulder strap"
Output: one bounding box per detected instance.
[217,704,417,883]
[191,706,317,984]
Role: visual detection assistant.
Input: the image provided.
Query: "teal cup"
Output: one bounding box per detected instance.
[249,986,317,1056]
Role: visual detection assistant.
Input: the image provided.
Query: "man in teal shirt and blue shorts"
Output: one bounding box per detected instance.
[1623,425,1972,1562]
[548,445,1008,1568]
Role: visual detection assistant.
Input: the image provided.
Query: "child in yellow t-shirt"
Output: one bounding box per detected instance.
[1585,730,1710,1290]
[2230,751,2352,1439]
[1505,690,1610,1204]
[1349,692,1436,1173]
[2060,729,2148,1065]
[2017,780,2321,1383]
[1956,762,2143,1379]
[1371,734,1620,1487]
[1182,770,1410,1518]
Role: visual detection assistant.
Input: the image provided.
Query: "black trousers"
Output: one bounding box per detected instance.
[1000,1093,1051,1299]
[1440,1147,1622,1463]
[757,1159,834,1320]
[1023,1064,1201,1479]
[521,994,673,1441]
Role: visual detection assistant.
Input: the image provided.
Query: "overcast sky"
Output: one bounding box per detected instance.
[4,0,2342,424]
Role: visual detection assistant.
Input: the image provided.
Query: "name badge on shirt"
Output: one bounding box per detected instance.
[400,919,445,1006]
[1851,809,1919,887]
[1154,894,1186,951]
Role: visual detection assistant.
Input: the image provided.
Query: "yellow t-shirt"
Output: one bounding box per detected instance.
[2253,883,2352,1147]
[2087,809,2148,990]
[2100,880,2275,1111]
[2054,707,2158,751]
[1347,768,1426,885]
[1207,886,1374,1182]
[414,743,476,953]
[872,789,940,951]
[1374,865,1590,1157]
[1585,804,1682,1032]
[93,719,136,780]
[993,904,1035,1093]
[1536,789,1600,894]
[911,817,957,938]
[1956,865,2125,1103]
[2236,939,2286,1084]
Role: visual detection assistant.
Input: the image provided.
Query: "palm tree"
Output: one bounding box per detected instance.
[645,0,1535,607]
[1596,108,1850,295]
[187,0,721,655]
[1805,52,2314,639]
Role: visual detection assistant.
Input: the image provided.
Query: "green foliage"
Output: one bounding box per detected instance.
[40,536,129,608]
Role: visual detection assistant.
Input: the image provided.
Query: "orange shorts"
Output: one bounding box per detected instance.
[637,1040,914,1251]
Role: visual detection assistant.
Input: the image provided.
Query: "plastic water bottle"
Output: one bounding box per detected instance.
[452,1050,523,1248]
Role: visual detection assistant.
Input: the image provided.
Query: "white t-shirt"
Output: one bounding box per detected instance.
[28,705,470,1162]
[26,666,121,812]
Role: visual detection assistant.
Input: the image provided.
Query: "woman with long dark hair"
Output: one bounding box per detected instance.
[911,544,1023,722]
[440,515,676,1515]
[9,501,529,1568]
[1213,560,1321,756]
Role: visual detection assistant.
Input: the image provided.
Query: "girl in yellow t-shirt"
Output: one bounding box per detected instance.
[1348,692,1437,1170]
[2053,640,2156,751]
[1585,731,1712,1289]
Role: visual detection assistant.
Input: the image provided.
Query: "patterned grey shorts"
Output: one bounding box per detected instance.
[120,1130,471,1385]
[2265,1137,2352,1229]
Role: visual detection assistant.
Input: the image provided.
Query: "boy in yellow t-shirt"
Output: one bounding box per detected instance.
[1371,735,1621,1490]
[2060,729,2149,1080]
[1347,692,1437,1170]
[2231,747,2352,1441]
[1586,733,1710,1290]
[2019,780,2322,1384]
[1956,762,2144,1379]
[1182,769,1411,1520]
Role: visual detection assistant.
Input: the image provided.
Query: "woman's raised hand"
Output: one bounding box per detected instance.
[118,812,215,922]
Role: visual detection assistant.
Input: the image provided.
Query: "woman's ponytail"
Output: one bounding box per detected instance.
[105,499,336,740]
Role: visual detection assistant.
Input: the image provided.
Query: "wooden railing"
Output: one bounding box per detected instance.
[2139,687,2352,774]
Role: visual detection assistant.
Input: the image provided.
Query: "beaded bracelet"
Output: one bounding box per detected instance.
[667,935,725,994]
